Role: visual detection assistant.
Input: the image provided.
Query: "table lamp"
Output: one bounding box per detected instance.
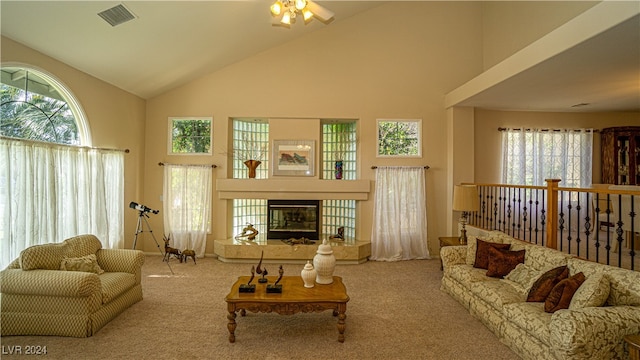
[453,185,479,245]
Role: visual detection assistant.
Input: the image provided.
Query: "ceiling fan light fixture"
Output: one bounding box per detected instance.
[270,1,282,16]
[270,0,333,26]
[295,0,307,11]
[303,9,314,21]
[281,11,292,25]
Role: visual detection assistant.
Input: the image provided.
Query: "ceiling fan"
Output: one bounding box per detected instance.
[270,0,335,25]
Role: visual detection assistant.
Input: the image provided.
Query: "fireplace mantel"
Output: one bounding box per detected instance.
[216,179,371,200]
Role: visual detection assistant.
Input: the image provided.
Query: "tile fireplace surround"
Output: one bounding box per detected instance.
[214,179,372,263]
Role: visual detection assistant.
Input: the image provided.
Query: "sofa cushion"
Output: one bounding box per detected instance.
[502,237,530,251]
[525,244,570,272]
[99,272,136,304]
[567,257,605,278]
[448,264,495,284]
[486,230,517,243]
[468,279,526,309]
[544,272,585,313]
[569,272,609,309]
[605,266,640,306]
[466,236,490,266]
[474,239,511,269]
[60,254,105,275]
[20,243,68,270]
[486,247,525,278]
[63,235,103,258]
[527,266,569,302]
[503,302,553,345]
[504,263,542,296]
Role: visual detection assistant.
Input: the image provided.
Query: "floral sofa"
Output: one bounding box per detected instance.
[440,230,640,360]
[0,234,145,337]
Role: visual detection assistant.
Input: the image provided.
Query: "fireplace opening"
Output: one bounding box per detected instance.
[267,200,320,240]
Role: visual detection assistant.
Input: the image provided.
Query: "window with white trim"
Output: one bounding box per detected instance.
[168,117,212,155]
[377,119,422,157]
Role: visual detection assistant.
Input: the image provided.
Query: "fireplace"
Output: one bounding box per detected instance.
[267,200,320,240]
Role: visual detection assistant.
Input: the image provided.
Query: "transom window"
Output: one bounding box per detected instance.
[376,119,422,157]
[1,66,89,145]
[168,117,212,155]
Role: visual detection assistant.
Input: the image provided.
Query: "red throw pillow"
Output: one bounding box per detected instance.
[474,239,511,269]
[486,247,526,278]
[527,266,569,302]
[544,272,586,313]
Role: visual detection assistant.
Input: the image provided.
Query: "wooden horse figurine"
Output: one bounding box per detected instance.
[163,235,181,262]
[182,249,196,264]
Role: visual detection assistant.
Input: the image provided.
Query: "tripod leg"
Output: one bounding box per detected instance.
[141,215,174,275]
[133,215,143,250]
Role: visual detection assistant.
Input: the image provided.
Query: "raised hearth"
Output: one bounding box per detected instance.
[214,238,370,264]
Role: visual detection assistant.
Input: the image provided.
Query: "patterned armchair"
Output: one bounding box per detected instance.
[0,234,145,337]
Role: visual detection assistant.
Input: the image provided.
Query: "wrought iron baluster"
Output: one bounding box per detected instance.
[595,193,602,263]
[495,188,500,231]
[583,193,590,260]
[522,189,528,242]
[540,189,546,247]
[528,193,534,242]
[507,187,512,236]
[516,188,522,238]
[559,192,565,251]
[630,195,636,271]
[575,193,581,258]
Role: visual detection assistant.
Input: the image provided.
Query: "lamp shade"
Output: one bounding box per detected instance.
[453,185,479,212]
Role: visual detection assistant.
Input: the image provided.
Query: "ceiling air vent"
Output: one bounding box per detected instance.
[98,4,137,27]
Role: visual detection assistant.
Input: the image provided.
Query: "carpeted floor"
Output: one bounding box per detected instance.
[0,256,519,360]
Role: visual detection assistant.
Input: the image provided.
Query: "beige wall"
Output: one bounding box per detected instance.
[474,109,640,184]
[481,1,599,69]
[1,36,147,248]
[144,2,485,256]
[3,1,633,257]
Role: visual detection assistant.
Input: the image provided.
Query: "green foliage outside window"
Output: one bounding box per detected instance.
[377,119,421,157]
[170,118,211,154]
[1,81,79,145]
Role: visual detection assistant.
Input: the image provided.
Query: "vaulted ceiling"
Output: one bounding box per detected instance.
[2,1,639,113]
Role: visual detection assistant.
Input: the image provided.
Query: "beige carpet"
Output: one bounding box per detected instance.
[0,256,519,360]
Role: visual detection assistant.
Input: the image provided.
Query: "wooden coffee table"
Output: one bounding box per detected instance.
[225,275,349,343]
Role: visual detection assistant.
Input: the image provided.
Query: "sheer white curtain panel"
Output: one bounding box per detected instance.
[370,166,430,261]
[0,137,124,268]
[162,164,212,257]
[501,128,593,187]
[501,128,593,234]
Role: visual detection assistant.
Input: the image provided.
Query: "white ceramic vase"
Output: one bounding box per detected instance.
[300,260,317,288]
[313,239,336,284]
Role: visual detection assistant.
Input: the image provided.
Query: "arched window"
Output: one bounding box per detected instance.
[0,65,125,268]
[0,64,91,145]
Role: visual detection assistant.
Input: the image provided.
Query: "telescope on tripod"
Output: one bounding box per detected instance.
[130,201,173,275]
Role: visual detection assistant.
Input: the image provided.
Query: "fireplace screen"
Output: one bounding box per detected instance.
[267,200,320,240]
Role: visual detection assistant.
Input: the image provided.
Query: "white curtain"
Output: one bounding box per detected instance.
[0,137,124,268]
[501,128,593,187]
[162,164,212,257]
[501,128,593,235]
[370,166,430,261]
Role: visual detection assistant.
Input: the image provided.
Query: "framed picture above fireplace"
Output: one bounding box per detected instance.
[272,140,315,176]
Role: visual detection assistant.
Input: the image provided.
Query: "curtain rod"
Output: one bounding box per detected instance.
[371,165,430,170]
[0,135,129,153]
[158,162,217,168]
[497,127,599,133]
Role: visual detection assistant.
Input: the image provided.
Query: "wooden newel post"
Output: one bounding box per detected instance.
[545,179,561,250]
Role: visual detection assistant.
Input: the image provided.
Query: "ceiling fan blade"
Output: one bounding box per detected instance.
[306,0,335,22]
